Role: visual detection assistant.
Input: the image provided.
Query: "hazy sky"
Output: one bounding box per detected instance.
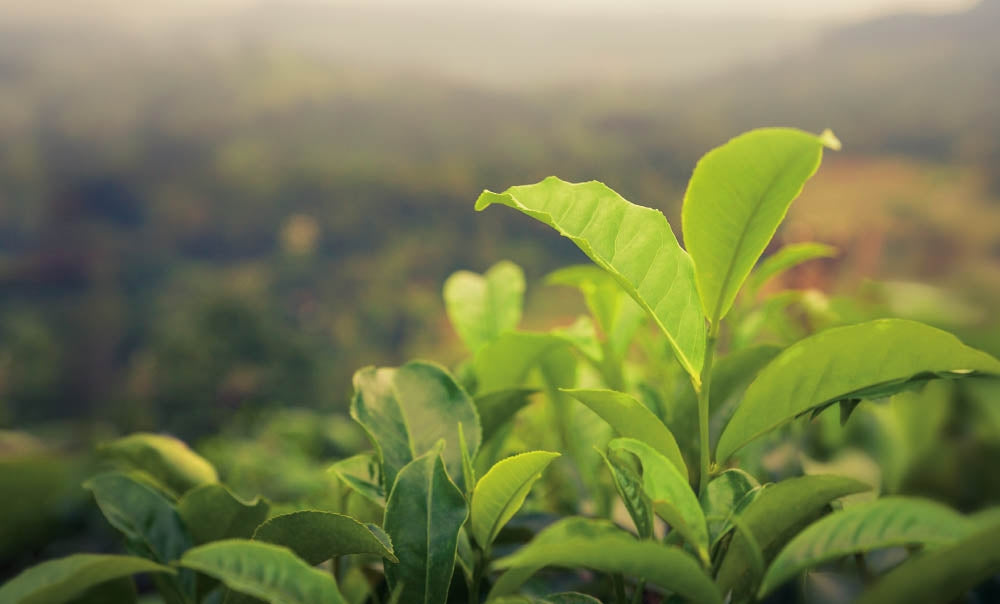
[355,0,978,20]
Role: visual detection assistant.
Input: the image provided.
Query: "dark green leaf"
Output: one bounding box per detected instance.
[0,554,171,604]
[383,448,468,604]
[351,361,481,492]
[681,128,838,324]
[252,511,397,565]
[715,475,870,603]
[98,433,218,497]
[443,261,525,352]
[84,472,193,564]
[759,497,973,596]
[177,484,269,545]
[493,517,721,604]
[716,319,1000,462]
[476,177,706,382]
[179,540,347,604]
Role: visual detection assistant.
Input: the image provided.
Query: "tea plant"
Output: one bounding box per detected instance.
[4,128,1000,604]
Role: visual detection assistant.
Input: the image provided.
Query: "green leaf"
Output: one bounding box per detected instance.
[700,469,760,547]
[473,388,536,443]
[565,388,687,480]
[252,511,397,565]
[546,264,646,361]
[745,242,838,297]
[84,472,193,564]
[681,127,839,324]
[489,517,621,598]
[476,177,706,382]
[177,484,269,545]
[351,360,482,492]
[855,522,1000,604]
[179,540,347,604]
[492,594,603,604]
[383,448,468,604]
[599,449,654,539]
[443,260,525,352]
[493,517,721,604]
[715,475,870,603]
[607,438,707,562]
[472,332,571,394]
[759,497,973,596]
[98,433,218,497]
[716,319,1000,462]
[328,452,385,506]
[469,451,560,548]
[0,554,172,604]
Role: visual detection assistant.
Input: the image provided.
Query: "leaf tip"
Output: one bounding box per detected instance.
[818,129,842,151]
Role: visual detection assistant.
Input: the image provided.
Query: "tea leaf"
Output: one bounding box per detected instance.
[383,448,467,604]
[179,540,347,604]
[701,469,760,547]
[470,451,560,548]
[473,388,536,442]
[0,554,171,604]
[855,522,1000,604]
[444,261,524,353]
[252,511,397,565]
[745,242,838,297]
[716,319,1000,462]
[493,517,721,604]
[472,332,572,394]
[600,449,654,539]
[98,433,218,497]
[565,388,687,480]
[177,484,269,545]
[759,497,973,596]
[351,361,481,492]
[476,177,706,382]
[328,452,385,506]
[84,472,193,564]
[681,128,838,324]
[715,475,870,603]
[607,438,707,562]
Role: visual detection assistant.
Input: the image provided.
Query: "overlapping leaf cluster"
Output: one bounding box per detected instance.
[4,128,1000,604]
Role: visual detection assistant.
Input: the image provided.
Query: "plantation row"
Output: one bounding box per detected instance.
[4,128,999,604]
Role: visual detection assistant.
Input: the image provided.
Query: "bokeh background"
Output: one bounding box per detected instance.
[2,0,1000,583]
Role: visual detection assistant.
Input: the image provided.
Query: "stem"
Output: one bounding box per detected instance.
[612,574,628,604]
[471,546,488,603]
[697,322,720,498]
[631,579,647,604]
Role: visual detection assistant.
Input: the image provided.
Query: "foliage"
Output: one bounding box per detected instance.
[4,128,1000,603]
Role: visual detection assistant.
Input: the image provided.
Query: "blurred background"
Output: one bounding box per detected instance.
[2,0,1000,583]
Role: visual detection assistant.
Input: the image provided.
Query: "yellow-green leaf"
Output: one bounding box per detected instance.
[681,127,838,324]
[565,388,687,480]
[443,260,525,353]
[98,433,218,497]
[476,177,706,382]
[759,497,973,596]
[716,319,1000,462]
[469,451,560,548]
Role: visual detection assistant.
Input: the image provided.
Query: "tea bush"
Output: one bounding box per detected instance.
[4,128,1000,604]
